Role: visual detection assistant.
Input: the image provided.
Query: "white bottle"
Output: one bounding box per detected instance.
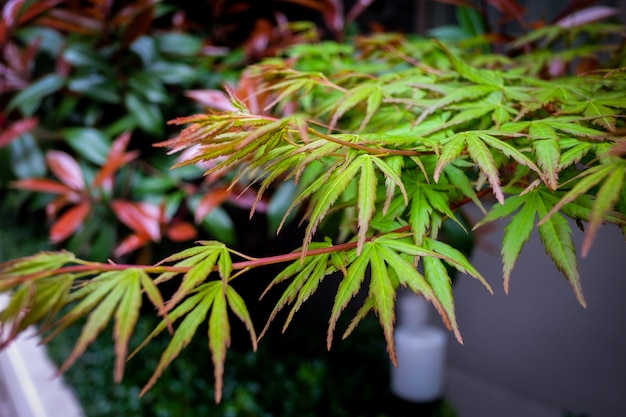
[390,291,448,403]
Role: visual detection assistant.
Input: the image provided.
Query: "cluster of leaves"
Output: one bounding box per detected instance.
[0,0,376,262]
[155,22,625,358]
[1,1,626,407]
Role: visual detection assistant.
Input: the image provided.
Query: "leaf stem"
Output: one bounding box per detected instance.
[42,188,492,280]
[310,128,427,156]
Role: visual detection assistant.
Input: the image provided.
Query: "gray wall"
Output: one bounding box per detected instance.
[442,207,626,417]
[409,2,626,414]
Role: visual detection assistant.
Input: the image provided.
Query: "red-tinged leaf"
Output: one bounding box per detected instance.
[166,222,197,242]
[111,200,161,241]
[0,117,38,148]
[539,164,614,226]
[346,0,375,23]
[245,19,273,58]
[93,132,139,188]
[50,202,91,243]
[15,0,63,25]
[94,149,139,190]
[46,151,85,191]
[536,197,586,307]
[532,138,560,190]
[46,195,74,218]
[113,234,150,258]
[609,141,626,157]
[434,135,465,182]
[11,178,77,196]
[121,5,153,47]
[423,255,462,343]
[35,9,100,35]
[209,287,230,403]
[556,6,618,28]
[322,0,344,35]
[2,0,26,27]
[465,134,504,204]
[185,90,238,112]
[194,187,231,223]
[113,270,142,382]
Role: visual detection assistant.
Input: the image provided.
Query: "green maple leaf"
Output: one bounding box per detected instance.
[476,189,586,306]
[50,268,167,382]
[136,280,256,403]
[540,158,626,257]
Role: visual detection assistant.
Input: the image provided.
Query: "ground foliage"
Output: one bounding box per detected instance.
[1,3,626,405]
